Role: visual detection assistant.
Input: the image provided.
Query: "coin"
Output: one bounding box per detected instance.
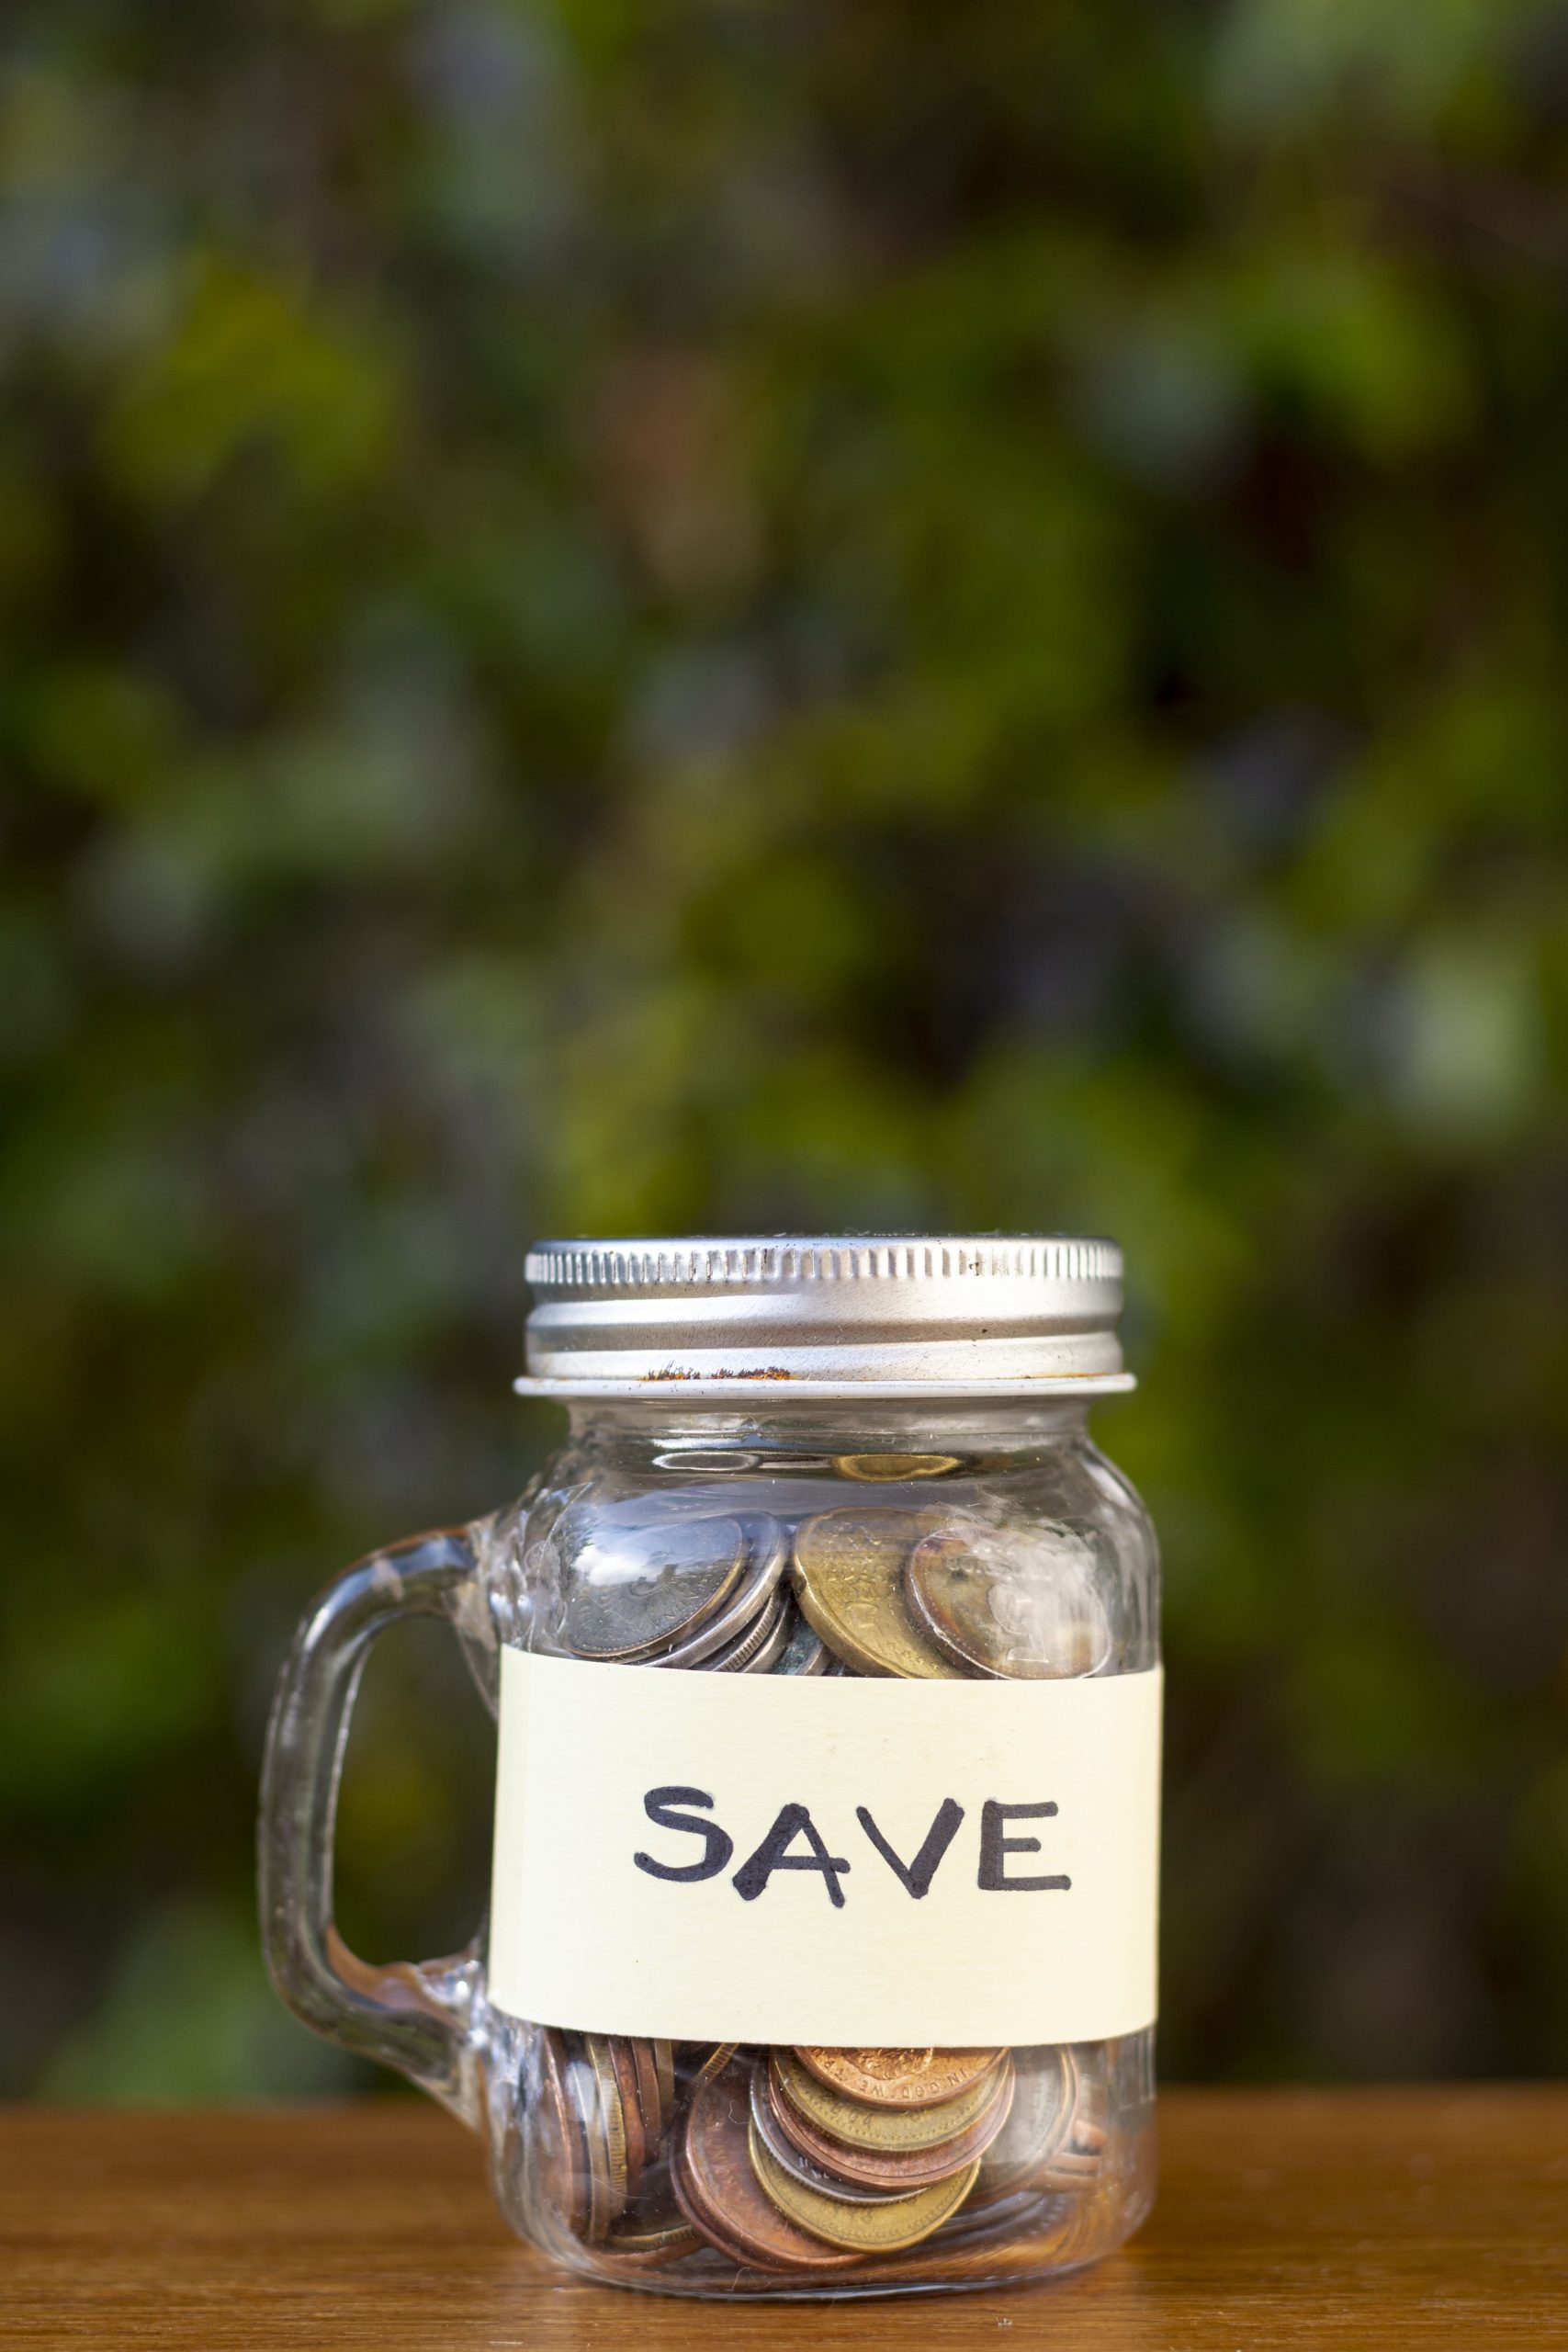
[682,2040,739,2090]
[795,2046,1004,2109]
[622,2038,667,2154]
[833,1453,963,1481]
[602,2035,647,2199]
[839,2185,1082,2286]
[749,2119,980,2253]
[672,2062,859,2273]
[971,2047,1076,2199]
[791,1510,963,1678]
[650,2038,676,2123]
[1018,2170,1126,2265]
[773,1601,829,1676]
[563,1517,747,1661]
[747,2068,919,2206]
[740,1589,795,1671]
[656,1516,788,1668]
[906,1523,1113,1678]
[535,2028,591,2238]
[911,2172,1122,2279]
[605,2206,702,2266]
[708,1584,790,1672]
[772,2048,1011,2153]
[765,2059,1016,2191]
[1035,2053,1108,2189]
[570,2034,628,2237]
[930,2184,1068,2251]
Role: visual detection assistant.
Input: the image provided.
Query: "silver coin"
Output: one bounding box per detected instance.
[653,1516,789,1668]
[708,1585,790,1672]
[973,2047,1077,2198]
[738,1589,794,1672]
[1033,2046,1106,2188]
[906,1523,1113,1679]
[562,1517,747,1661]
[772,1600,829,1677]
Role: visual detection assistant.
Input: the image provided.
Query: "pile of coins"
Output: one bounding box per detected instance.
[533,2033,1109,2278]
[534,1456,1122,2278]
[561,1514,829,1676]
[535,2028,702,2265]
[555,1487,1111,1685]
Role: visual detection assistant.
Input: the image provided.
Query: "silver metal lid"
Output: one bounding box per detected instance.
[515,1235,1132,1399]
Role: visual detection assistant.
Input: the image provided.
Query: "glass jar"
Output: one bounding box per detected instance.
[261,1236,1161,2298]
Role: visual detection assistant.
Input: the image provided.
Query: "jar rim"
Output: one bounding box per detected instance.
[515,1372,1134,1398]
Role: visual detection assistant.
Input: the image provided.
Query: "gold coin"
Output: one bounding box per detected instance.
[790,1510,963,1678]
[687,2040,739,2088]
[773,2049,1010,2152]
[769,2060,1016,2191]
[795,2046,1004,2109]
[833,1453,962,1482]
[602,2036,646,2198]
[749,2119,979,2253]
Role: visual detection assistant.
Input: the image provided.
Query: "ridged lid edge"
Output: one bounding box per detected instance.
[525,1236,1122,1290]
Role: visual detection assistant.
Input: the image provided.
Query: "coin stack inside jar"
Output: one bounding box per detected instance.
[529,1452,1122,2278]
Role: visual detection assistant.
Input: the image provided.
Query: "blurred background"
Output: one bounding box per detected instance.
[4,0,1568,2105]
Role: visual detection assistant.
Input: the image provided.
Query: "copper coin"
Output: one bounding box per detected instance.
[795,2045,1004,2109]
[906,1523,1113,1679]
[650,2038,677,2124]
[770,2060,1016,2191]
[746,2067,915,2207]
[671,2062,860,2274]
[535,2029,591,2239]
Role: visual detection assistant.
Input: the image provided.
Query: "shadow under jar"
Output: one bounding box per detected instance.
[261,1237,1162,2299]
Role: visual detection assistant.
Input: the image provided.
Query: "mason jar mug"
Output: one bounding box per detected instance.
[260,1236,1162,2297]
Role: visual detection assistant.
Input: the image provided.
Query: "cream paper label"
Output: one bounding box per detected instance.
[488,1648,1161,2048]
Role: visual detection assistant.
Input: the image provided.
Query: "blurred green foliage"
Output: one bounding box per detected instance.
[4,0,1568,2100]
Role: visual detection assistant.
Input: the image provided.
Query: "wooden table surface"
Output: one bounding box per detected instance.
[5,2090,1564,2348]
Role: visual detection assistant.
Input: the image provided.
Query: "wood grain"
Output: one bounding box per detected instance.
[4,2090,1565,2347]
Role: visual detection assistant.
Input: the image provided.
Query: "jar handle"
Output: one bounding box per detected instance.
[258,1526,487,2126]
